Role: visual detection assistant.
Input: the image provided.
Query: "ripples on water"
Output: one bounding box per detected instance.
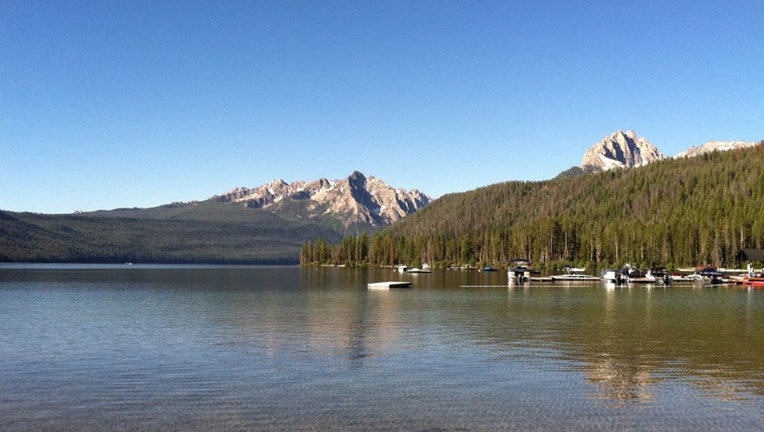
[1,265,763,431]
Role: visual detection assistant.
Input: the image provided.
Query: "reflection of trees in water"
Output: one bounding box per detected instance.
[583,355,656,404]
[487,286,764,403]
[543,287,764,403]
[578,352,764,404]
[578,288,658,403]
[219,270,764,403]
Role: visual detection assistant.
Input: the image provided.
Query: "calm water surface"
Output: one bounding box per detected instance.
[1,264,764,431]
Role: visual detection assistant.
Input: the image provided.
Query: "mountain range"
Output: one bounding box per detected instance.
[212,171,430,230]
[1,130,760,264]
[308,139,764,268]
[580,129,757,171]
[0,172,429,264]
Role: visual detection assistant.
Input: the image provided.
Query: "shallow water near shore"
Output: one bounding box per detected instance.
[2,264,764,431]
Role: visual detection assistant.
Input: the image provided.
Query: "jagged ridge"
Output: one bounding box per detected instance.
[676,140,759,158]
[580,130,759,173]
[214,171,431,230]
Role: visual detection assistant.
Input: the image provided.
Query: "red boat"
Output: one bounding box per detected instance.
[742,276,764,287]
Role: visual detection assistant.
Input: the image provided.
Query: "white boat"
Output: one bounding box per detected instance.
[672,266,724,285]
[691,268,726,285]
[623,265,652,283]
[508,259,534,284]
[551,266,600,281]
[628,267,671,284]
[671,273,697,282]
[407,263,431,274]
[600,269,625,285]
[626,273,658,284]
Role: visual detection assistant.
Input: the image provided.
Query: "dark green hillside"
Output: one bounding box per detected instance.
[0,203,342,264]
[305,142,764,269]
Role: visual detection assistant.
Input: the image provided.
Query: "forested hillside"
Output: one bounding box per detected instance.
[0,202,342,264]
[302,142,764,270]
[0,171,431,264]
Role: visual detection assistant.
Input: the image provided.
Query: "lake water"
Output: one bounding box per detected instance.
[1,264,764,431]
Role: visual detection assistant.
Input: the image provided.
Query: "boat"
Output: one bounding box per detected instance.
[670,273,696,282]
[368,281,412,289]
[507,259,536,284]
[407,268,431,274]
[625,265,656,284]
[480,266,497,272]
[619,264,667,284]
[647,267,672,284]
[739,264,764,286]
[600,269,625,285]
[742,276,764,287]
[551,266,600,281]
[622,263,645,278]
[407,263,431,274]
[686,266,726,285]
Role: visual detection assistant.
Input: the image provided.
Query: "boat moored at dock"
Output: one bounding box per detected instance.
[551,266,600,281]
[600,269,625,285]
[742,276,764,287]
[406,263,432,274]
[508,259,535,284]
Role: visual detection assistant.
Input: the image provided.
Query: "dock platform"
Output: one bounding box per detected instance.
[368,281,412,289]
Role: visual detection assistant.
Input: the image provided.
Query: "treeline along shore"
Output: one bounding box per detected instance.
[301,142,764,270]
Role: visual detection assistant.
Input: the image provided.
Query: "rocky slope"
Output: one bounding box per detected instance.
[581,130,666,171]
[675,140,759,158]
[213,171,431,230]
[579,130,760,173]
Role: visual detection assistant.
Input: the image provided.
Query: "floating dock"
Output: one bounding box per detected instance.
[367,281,412,289]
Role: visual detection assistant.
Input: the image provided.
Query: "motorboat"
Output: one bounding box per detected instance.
[551,266,600,281]
[508,259,534,284]
[694,266,727,284]
[647,267,671,284]
[621,264,669,284]
[600,269,625,285]
[743,276,764,287]
[407,263,431,274]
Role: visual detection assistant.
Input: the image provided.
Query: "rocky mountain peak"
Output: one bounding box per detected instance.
[675,140,759,158]
[581,130,665,171]
[348,170,366,182]
[212,172,431,231]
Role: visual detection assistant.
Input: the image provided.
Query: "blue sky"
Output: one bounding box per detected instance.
[2,1,762,213]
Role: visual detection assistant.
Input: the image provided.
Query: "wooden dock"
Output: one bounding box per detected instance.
[367,281,412,289]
